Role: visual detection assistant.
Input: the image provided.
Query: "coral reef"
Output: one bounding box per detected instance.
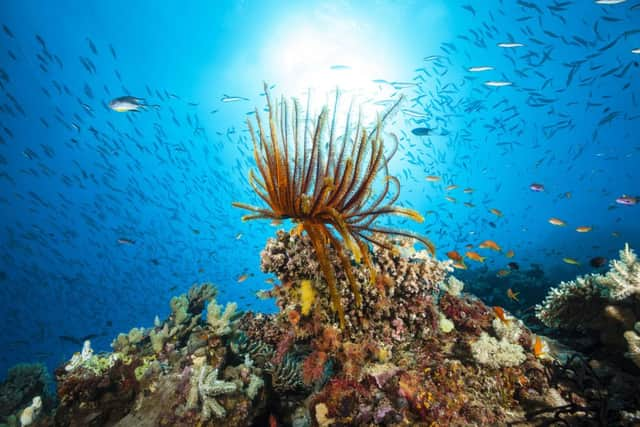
[536,243,640,371]
[43,243,640,426]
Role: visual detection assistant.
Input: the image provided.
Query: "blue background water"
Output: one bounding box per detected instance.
[0,0,638,378]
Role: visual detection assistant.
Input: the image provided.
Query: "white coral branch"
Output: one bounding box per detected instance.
[597,243,640,300]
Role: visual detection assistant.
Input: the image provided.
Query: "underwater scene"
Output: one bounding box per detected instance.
[1,0,639,425]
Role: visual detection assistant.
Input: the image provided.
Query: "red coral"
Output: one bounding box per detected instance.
[302,350,328,385]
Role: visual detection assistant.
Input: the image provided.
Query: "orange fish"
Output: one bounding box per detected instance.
[446,250,463,262]
[479,240,501,251]
[426,175,441,182]
[465,251,485,262]
[270,219,282,226]
[269,414,278,427]
[237,273,251,283]
[445,196,456,203]
[575,226,592,233]
[445,184,458,191]
[489,208,503,217]
[505,249,515,258]
[493,306,510,324]
[496,269,511,277]
[533,335,546,358]
[507,288,520,302]
[548,217,566,226]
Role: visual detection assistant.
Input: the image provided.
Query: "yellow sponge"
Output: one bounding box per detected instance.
[299,279,316,316]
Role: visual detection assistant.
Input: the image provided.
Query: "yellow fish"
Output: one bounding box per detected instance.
[489,208,503,217]
[497,269,511,277]
[505,249,515,258]
[466,251,485,262]
[563,257,580,266]
[426,175,441,182]
[548,217,566,226]
[575,226,592,233]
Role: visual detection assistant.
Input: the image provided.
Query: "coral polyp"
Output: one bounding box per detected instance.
[233,83,435,327]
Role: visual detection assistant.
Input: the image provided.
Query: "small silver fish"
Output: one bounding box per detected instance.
[221,94,249,103]
[484,81,513,87]
[497,42,524,48]
[468,66,494,72]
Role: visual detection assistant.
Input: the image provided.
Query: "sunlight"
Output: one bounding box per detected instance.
[263,9,402,123]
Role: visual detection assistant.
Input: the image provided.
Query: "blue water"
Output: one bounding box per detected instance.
[1,0,638,378]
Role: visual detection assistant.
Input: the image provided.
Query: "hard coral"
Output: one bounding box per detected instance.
[596,243,640,300]
[233,83,435,328]
[535,274,607,330]
[261,230,451,337]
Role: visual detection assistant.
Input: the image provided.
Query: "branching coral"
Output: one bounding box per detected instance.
[536,244,640,373]
[233,83,435,328]
[596,243,640,300]
[534,274,607,330]
[193,366,237,420]
[206,301,238,336]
